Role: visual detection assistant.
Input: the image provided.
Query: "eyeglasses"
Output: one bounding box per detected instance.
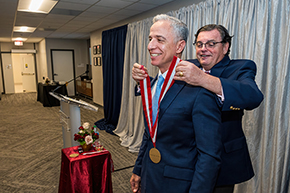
[193,40,224,49]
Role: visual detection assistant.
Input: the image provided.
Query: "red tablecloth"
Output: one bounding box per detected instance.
[58,146,113,193]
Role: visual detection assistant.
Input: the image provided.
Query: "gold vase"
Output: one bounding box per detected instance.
[81,143,92,152]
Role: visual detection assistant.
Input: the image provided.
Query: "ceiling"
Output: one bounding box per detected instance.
[0,0,176,43]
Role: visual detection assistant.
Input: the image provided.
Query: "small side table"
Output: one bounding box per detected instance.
[58,146,113,193]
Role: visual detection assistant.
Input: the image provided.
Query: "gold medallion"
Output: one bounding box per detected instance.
[69,153,79,158]
[149,147,161,163]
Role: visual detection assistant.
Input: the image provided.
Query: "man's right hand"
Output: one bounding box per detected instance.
[130,173,141,193]
[132,63,148,83]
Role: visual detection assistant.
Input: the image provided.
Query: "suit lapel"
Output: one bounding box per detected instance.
[210,55,230,77]
[151,74,158,87]
[158,81,185,120]
[191,56,231,77]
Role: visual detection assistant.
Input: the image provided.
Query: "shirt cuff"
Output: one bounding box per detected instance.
[216,86,225,103]
[137,85,141,93]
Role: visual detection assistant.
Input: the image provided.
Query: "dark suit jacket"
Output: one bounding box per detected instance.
[187,55,264,185]
[133,78,223,193]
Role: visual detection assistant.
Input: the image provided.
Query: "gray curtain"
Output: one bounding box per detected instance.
[114,18,157,152]
[114,0,290,192]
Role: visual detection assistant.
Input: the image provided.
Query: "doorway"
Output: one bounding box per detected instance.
[12,53,36,93]
[1,52,36,94]
[51,50,75,96]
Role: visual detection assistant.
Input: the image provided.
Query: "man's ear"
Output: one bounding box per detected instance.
[176,40,186,54]
[223,42,229,55]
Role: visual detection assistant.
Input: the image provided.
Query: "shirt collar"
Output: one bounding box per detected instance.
[158,70,168,80]
[202,68,211,73]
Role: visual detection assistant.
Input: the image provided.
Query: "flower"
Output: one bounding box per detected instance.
[83,122,90,130]
[74,122,99,145]
[85,135,93,145]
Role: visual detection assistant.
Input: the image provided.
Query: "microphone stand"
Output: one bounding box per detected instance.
[52,70,89,94]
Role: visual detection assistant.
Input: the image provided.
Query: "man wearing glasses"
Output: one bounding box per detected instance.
[174,24,264,193]
[132,24,263,193]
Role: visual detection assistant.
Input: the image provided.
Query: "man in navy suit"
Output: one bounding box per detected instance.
[130,14,223,193]
[173,25,264,193]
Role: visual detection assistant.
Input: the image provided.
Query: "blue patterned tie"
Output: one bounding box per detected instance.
[152,75,164,124]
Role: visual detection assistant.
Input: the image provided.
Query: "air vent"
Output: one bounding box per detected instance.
[50,8,82,16]
[38,28,57,31]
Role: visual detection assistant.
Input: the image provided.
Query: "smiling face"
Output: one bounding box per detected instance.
[195,29,229,70]
[147,20,184,73]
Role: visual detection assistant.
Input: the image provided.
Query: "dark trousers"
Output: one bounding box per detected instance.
[213,185,234,193]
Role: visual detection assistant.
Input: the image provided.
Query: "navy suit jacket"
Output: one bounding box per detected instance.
[187,55,264,185]
[133,78,223,193]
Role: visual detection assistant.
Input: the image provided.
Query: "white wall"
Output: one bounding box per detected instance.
[90,34,103,105]
[90,0,204,106]
[45,39,89,81]
[37,39,48,82]
[1,53,14,94]
[0,42,35,52]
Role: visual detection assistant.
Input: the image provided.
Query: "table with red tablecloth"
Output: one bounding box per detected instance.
[58,146,113,193]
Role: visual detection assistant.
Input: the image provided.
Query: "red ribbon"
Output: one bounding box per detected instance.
[140,56,181,147]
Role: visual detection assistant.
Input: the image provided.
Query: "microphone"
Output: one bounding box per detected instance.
[52,69,88,93]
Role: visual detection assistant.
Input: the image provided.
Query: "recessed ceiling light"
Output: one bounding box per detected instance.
[14,26,36,33]
[12,37,28,41]
[20,26,28,31]
[29,0,44,11]
[18,0,58,14]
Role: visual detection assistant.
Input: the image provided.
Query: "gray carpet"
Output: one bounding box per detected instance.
[0,92,138,193]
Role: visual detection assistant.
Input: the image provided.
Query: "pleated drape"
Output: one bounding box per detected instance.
[95,25,127,134]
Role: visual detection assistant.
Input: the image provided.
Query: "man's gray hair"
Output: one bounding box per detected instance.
[153,14,188,43]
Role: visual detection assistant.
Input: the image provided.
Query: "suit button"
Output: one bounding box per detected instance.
[230,106,234,110]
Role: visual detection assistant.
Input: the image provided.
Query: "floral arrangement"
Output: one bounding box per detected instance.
[44,77,50,84]
[74,122,99,146]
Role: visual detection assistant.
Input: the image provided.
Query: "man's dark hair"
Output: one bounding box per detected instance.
[194,24,233,55]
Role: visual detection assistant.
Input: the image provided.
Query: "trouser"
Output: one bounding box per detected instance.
[213,185,235,193]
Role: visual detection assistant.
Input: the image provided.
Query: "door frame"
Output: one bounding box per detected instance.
[51,49,76,96]
[0,51,5,94]
[0,51,38,94]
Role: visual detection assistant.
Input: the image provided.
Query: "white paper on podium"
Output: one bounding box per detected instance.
[49,92,98,112]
